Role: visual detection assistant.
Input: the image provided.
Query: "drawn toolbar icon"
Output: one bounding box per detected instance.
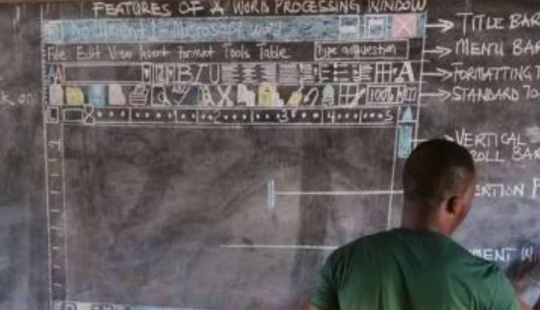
[129,84,149,106]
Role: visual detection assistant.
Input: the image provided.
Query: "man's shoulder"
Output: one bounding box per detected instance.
[329,230,398,260]
[330,229,495,266]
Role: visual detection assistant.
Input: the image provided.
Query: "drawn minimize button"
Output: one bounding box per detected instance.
[266,179,403,210]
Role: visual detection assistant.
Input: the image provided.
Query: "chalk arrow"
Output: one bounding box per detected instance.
[423,46,452,58]
[444,135,455,142]
[420,89,452,101]
[426,19,455,33]
[423,68,453,81]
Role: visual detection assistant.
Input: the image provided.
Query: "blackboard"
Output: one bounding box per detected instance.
[2,1,540,309]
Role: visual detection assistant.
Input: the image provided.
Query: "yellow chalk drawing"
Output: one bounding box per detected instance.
[258,83,282,107]
[65,87,85,106]
[287,86,304,107]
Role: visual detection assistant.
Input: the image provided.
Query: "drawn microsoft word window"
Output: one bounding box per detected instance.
[41,3,426,309]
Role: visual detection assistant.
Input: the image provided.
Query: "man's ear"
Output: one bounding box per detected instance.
[445,196,460,215]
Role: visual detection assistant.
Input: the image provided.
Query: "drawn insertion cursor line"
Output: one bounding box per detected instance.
[220,181,405,251]
[266,179,404,210]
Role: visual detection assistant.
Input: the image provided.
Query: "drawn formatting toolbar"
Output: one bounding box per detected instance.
[41,4,431,307]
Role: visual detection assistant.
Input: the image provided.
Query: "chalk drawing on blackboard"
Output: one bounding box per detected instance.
[88,85,106,106]
[398,106,414,158]
[83,105,96,125]
[49,85,63,106]
[425,18,455,33]
[287,86,304,107]
[338,15,361,40]
[261,63,277,81]
[46,107,60,124]
[249,64,262,84]
[171,85,192,106]
[365,15,390,39]
[392,14,418,38]
[65,87,84,106]
[401,106,414,122]
[302,87,319,106]
[237,84,255,107]
[279,63,300,84]
[129,85,149,106]
[267,179,276,210]
[200,85,215,106]
[221,64,240,84]
[322,84,336,106]
[152,85,172,107]
[267,178,404,210]
[47,64,64,84]
[142,63,152,83]
[357,63,373,83]
[338,84,365,106]
[108,84,126,106]
[423,45,452,58]
[258,83,282,107]
[210,0,225,15]
[216,85,234,107]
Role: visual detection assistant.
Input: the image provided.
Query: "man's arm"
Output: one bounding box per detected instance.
[306,302,326,310]
[309,251,339,310]
[521,300,534,310]
[520,297,540,310]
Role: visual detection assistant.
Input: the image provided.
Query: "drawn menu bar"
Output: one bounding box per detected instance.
[45,41,410,63]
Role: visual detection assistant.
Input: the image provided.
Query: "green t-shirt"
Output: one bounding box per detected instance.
[311,228,519,310]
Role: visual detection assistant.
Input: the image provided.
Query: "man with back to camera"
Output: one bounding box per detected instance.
[308,139,540,310]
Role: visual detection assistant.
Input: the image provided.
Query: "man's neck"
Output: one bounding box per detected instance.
[400,202,451,237]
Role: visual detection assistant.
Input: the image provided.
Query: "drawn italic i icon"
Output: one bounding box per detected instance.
[398,106,414,159]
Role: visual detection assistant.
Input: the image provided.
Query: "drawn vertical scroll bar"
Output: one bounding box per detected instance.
[44,122,68,302]
[42,10,69,304]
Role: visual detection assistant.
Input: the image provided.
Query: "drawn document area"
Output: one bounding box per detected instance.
[42,3,425,309]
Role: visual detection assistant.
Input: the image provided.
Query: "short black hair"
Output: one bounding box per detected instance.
[403,139,476,210]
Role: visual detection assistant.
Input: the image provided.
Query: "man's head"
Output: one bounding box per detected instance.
[402,139,477,236]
